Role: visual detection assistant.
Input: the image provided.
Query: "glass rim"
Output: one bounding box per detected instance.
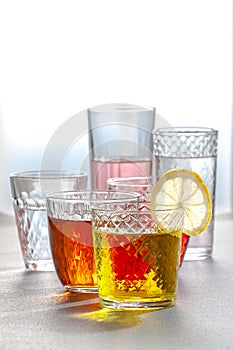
[92,203,184,215]
[107,175,153,186]
[46,190,141,202]
[153,127,218,135]
[88,103,155,114]
[9,170,88,179]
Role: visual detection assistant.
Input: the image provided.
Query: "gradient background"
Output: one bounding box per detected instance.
[0,0,232,215]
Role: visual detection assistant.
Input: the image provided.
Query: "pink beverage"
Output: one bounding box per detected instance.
[91,159,152,190]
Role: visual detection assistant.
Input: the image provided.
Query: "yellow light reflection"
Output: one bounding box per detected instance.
[47,290,99,306]
[72,305,152,326]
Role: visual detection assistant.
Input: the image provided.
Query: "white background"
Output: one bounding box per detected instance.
[0,0,232,215]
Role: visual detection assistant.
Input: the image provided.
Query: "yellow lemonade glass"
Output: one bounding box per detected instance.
[92,203,184,310]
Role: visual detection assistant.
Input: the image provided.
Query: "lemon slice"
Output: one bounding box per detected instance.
[150,169,212,236]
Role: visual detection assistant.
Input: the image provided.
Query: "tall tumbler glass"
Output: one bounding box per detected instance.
[153,127,218,260]
[88,103,155,190]
[10,170,88,271]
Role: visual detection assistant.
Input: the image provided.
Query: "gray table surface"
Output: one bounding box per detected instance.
[1,213,233,350]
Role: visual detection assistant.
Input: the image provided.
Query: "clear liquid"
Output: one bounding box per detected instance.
[155,156,217,260]
[14,205,54,271]
[91,159,152,190]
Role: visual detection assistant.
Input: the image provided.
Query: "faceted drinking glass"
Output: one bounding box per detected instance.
[92,202,184,309]
[10,170,88,271]
[153,127,218,260]
[46,190,140,292]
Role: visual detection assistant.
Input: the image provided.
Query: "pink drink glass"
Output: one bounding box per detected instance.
[88,103,155,190]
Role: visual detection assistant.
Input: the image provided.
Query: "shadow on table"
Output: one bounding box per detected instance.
[11,271,169,331]
[47,289,157,329]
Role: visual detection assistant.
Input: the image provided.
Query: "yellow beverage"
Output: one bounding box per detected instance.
[93,228,181,309]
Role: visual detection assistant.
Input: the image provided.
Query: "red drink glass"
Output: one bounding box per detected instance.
[46,190,140,292]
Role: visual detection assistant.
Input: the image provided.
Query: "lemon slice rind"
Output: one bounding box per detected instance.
[150,169,212,236]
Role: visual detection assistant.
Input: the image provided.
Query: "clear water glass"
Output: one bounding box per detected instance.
[10,170,88,271]
[107,175,154,201]
[153,127,218,260]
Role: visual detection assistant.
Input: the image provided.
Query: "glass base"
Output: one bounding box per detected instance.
[65,286,98,293]
[25,258,55,271]
[99,297,175,310]
[184,247,212,261]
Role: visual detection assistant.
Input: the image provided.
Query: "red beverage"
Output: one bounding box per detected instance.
[48,217,97,292]
[137,203,189,266]
[91,159,152,190]
[180,233,189,266]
